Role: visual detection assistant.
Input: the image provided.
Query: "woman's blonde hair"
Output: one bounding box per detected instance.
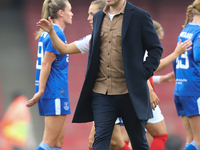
[91,0,106,11]
[183,0,200,28]
[35,0,69,40]
[153,20,163,35]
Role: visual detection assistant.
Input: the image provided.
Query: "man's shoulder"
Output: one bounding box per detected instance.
[126,1,148,14]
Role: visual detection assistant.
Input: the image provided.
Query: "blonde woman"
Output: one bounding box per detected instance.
[173,0,200,149]
[26,0,73,149]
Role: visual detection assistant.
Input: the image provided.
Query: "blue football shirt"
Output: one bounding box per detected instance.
[173,22,200,96]
[35,24,69,99]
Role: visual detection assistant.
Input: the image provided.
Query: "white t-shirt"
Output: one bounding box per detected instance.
[74,34,91,54]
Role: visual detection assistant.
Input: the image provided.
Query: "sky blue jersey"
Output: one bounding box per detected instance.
[173,22,200,96]
[35,24,69,99]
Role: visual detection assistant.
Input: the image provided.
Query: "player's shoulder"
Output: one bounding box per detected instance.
[53,24,66,40]
[53,24,64,34]
[186,22,200,31]
[184,23,200,39]
[40,31,49,39]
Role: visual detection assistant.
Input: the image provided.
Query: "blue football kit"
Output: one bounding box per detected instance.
[173,22,200,116]
[35,24,71,116]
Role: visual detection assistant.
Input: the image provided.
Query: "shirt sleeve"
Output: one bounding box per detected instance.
[74,34,91,54]
[46,31,66,55]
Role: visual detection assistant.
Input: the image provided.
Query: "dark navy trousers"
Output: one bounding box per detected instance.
[91,92,149,150]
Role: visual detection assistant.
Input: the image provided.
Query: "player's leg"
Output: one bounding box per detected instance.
[88,123,95,150]
[145,105,168,150]
[182,115,193,148]
[120,125,130,146]
[145,120,168,150]
[179,96,200,150]
[43,115,67,146]
[37,98,70,150]
[145,131,153,145]
[120,123,159,150]
[37,115,66,150]
[53,117,67,150]
[110,124,131,150]
[174,95,191,149]
[184,115,200,150]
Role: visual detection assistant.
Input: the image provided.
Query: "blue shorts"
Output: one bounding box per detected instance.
[38,98,71,116]
[174,95,200,117]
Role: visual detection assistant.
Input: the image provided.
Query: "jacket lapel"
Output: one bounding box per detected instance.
[93,11,105,43]
[122,2,134,40]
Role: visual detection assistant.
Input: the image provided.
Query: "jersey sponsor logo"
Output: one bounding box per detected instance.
[180,32,193,39]
[64,102,69,111]
[176,78,187,84]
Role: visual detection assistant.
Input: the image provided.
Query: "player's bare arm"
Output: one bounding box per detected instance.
[147,80,159,110]
[26,52,56,107]
[155,39,192,73]
[37,17,80,55]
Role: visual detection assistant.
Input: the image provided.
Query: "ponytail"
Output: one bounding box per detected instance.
[35,0,51,40]
[183,0,200,28]
[182,5,193,28]
[35,0,68,40]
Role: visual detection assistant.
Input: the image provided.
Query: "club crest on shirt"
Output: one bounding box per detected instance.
[64,102,69,111]
[60,90,65,94]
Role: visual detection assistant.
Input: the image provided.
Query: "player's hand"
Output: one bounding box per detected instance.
[26,92,42,107]
[149,90,159,110]
[37,17,53,33]
[163,71,175,83]
[174,39,192,56]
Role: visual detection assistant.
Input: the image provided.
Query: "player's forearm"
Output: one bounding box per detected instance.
[147,80,153,92]
[155,52,177,73]
[49,30,81,54]
[38,63,51,94]
[49,30,67,54]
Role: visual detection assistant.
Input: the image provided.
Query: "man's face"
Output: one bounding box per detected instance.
[105,0,121,7]
[87,4,99,29]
